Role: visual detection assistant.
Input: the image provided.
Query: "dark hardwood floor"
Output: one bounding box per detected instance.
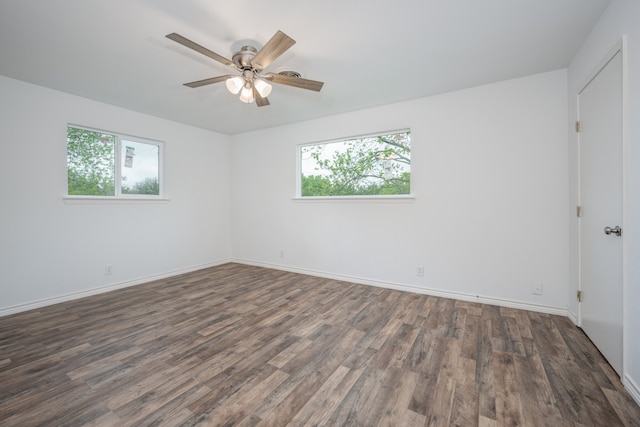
[1,263,639,426]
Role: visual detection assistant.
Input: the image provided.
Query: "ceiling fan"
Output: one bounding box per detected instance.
[166,30,324,107]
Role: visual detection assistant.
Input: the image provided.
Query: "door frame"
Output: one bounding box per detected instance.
[576,37,628,376]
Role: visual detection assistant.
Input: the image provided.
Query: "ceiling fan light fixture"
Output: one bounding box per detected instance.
[225,76,244,95]
[239,85,255,103]
[254,79,272,98]
[167,30,324,107]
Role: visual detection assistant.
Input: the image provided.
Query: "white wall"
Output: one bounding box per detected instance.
[0,76,232,314]
[231,70,569,313]
[567,0,640,403]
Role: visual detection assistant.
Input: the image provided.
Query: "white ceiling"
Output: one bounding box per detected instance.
[0,0,611,135]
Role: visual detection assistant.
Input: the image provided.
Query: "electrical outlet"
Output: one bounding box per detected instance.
[532,282,543,295]
[416,266,424,277]
[105,265,113,276]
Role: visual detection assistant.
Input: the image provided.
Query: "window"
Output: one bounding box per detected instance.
[67,125,163,197]
[299,130,411,197]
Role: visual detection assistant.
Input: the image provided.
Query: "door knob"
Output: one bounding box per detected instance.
[604,226,622,236]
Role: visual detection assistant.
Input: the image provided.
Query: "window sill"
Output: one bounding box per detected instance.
[63,196,170,204]
[292,195,415,203]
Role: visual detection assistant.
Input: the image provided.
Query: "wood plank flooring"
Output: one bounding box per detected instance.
[1,263,639,426]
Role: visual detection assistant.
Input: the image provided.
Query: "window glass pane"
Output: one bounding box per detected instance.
[300,130,411,196]
[121,140,159,195]
[67,127,116,196]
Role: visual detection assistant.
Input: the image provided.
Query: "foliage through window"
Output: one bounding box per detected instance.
[67,126,163,197]
[300,130,411,197]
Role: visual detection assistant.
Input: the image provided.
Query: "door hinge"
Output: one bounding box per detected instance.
[575,120,581,132]
[576,206,582,217]
[577,290,583,302]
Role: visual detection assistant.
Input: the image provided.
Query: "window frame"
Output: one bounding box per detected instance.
[65,124,166,201]
[296,129,413,200]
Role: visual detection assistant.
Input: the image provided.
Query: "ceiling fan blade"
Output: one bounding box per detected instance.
[166,33,236,69]
[264,72,324,92]
[253,87,270,107]
[183,75,233,88]
[251,30,296,71]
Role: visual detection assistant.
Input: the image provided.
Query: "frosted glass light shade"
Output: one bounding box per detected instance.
[239,86,255,103]
[254,79,272,98]
[225,76,244,94]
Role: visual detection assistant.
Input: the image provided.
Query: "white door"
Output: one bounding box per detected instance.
[578,48,623,375]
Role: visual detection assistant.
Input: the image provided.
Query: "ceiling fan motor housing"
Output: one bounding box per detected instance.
[232,46,258,70]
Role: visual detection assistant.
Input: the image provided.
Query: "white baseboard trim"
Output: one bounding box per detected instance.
[624,374,640,407]
[2,257,569,319]
[567,308,579,326]
[0,259,232,317]
[231,259,569,317]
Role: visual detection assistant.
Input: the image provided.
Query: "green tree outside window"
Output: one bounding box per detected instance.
[300,130,411,196]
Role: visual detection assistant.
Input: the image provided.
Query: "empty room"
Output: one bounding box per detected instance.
[1,0,640,425]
